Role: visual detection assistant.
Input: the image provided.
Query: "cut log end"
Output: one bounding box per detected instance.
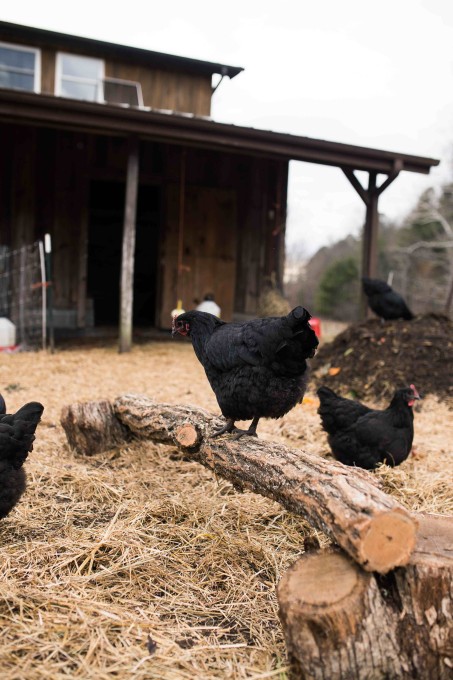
[60,400,128,456]
[360,510,418,572]
[278,514,453,680]
[280,550,363,607]
[175,423,202,449]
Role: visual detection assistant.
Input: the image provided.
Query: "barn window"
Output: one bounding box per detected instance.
[56,53,104,102]
[0,41,40,92]
[103,77,144,107]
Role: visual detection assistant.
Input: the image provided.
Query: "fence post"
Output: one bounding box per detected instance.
[44,234,55,353]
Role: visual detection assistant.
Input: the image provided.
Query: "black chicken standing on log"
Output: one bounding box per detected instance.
[172,306,318,438]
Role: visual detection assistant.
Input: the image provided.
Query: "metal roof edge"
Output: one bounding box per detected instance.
[0,21,244,79]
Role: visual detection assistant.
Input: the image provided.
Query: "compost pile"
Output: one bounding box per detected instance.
[311,313,453,402]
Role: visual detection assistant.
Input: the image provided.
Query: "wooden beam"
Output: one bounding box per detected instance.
[119,137,139,353]
[376,158,403,196]
[0,90,440,175]
[342,168,369,205]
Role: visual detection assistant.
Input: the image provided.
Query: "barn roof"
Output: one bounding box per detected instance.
[0,21,243,80]
[0,89,439,175]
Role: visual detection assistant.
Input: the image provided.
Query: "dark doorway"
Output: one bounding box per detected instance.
[87,180,160,326]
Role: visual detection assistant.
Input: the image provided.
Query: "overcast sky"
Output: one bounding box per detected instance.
[3,0,453,256]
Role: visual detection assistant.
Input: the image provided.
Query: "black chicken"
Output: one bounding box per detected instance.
[0,394,44,519]
[362,277,414,320]
[317,385,420,469]
[172,306,318,438]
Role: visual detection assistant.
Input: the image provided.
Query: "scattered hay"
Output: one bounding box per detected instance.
[311,313,453,402]
[257,275,290,318]
[0,339,451,678]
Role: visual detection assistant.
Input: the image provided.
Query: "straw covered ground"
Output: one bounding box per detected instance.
[0,332,452,679]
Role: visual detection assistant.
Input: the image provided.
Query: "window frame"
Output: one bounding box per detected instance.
[0,40,41,93]
[55,52,105,103]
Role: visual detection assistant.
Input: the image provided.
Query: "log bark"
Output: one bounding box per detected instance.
[60,394,417,573]
[277,513,453,680]
[60,400,129,456]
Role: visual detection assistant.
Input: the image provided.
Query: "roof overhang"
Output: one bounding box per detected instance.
[0,21,243,80]
[0,90,440,175]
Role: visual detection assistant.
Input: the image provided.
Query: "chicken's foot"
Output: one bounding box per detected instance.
[211,418,236,438]
[231,417,260,440]
[211,417,260,440]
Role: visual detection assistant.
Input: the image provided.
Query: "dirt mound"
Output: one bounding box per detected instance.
[311,313,453,403]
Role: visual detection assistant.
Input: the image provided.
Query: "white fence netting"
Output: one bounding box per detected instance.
[0,241,46,349]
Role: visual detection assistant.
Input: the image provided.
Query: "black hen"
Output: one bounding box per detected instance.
[0,394,44,519]
[317,385,420,469]
[362,277,414,320]
[173,306,318,438]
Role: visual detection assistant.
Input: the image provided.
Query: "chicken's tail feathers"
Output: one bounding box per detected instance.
[0,394,5,415]
[13,401,44,450]
[287,306,312,326]
[14,402,44,428]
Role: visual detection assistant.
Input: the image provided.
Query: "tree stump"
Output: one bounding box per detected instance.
[277,513,453,680]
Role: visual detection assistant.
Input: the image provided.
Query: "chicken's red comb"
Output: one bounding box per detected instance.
[410,384,420,398]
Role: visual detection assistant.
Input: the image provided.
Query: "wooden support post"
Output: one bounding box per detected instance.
[360,172,379,317]
[342,162,402,318]
[60,395,417,574]
[119,137,139,353]
[362,172,378,280]
[76,136,89,330]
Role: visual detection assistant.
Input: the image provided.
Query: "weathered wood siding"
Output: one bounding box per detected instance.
[0,122,288,329]
[159,184,237,326]
[37,47,211,114]
[0,25,213,115]
[53,131,90,311]
[40,47,56,95]
[105,61,212,116]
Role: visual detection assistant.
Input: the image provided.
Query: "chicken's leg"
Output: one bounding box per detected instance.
[211,417,260,440]
[232,417,260,440]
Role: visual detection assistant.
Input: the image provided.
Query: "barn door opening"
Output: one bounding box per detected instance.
[87,180,161,326]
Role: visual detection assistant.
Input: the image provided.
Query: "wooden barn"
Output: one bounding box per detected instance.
[0,21,439,344]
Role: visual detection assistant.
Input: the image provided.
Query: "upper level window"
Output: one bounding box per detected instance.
[56,53,104,102]
[0,41,40,92]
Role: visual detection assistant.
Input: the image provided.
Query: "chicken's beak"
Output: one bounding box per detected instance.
[408,384,421,407]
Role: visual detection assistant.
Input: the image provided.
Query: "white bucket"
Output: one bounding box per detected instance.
[0,318,16,348]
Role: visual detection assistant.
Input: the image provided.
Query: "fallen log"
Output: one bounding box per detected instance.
[60,395,417,574]
[60,399,129,456]
[277,513,453,680]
